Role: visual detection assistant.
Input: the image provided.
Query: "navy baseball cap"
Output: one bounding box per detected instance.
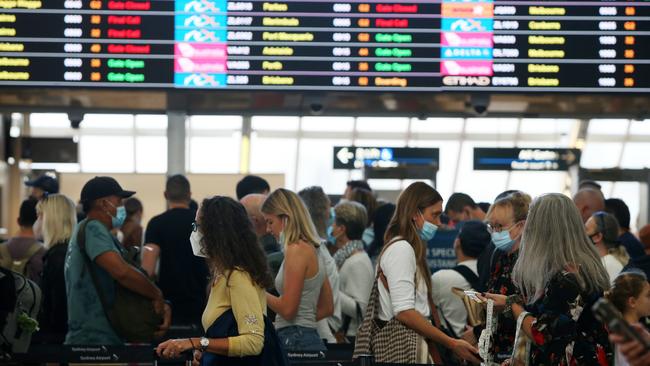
[457,220,491,258]
[80,176,135,203]
[25,175,59,194]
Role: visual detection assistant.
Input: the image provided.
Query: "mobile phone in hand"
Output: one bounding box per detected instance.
[592,298,650,347]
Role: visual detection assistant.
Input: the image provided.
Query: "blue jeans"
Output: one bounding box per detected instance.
[276,325,326,352]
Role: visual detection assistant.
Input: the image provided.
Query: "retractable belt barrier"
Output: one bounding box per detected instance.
[8,344,434,365]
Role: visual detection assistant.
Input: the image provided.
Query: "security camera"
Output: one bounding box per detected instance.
[68,111,84,129]
[468,93,490,116]
[309,102,324,115]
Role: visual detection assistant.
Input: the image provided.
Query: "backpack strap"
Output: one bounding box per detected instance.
[77,220,114,327]
[451,265,480,290]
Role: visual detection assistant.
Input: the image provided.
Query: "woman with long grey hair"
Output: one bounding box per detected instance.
[485,193,612,365]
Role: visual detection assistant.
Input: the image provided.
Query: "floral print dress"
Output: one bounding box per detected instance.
[483,250,521,363]
[525,271,612,366]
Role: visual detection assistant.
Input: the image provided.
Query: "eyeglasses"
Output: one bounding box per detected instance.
[486,221,520,234]
[192,221,200,232]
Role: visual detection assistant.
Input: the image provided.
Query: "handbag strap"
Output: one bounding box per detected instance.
[77,220,114,325]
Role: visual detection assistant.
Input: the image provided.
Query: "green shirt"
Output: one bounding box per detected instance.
[64,219,123,345]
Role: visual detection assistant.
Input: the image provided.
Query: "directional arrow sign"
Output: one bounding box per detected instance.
[336,147,354,165]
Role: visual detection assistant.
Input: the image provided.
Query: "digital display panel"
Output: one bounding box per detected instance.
[0,0,648,91]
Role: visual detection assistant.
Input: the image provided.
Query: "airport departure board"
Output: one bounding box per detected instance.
[0,0,648,91]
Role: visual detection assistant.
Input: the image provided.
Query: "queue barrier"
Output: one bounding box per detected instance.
[8,344,434,365]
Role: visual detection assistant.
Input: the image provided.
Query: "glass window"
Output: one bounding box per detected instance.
[619,143,650,169]
[80,136,134,172]
[29,113,71,129]
[408,140,460,200]
[465,118,518,134]
[135,114,167,130]
[189,133,241,173]
[507,171,567,198]
[454,142,509,202]
[629,120,650,135]
[250,134,297,189]
[135,136,167,173]
[520,119,577,134]
[610,182,641,232]
[296,138,353,193]
[190,115,242,130]
[301,116,354,132]
[252,116,299,131]
[411,118,464,134]
[588,119,629,136]
[356,117,409,133]
[581,142,623,168]
[82,114,134,130]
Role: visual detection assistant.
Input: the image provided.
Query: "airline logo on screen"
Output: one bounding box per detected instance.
[441,0,494,86]
[174,0,228,87]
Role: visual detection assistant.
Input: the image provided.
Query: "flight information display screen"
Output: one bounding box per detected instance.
[0,0,648,91]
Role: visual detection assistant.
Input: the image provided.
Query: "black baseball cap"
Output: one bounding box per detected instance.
[25,175,59,194]
[80,176,135,203]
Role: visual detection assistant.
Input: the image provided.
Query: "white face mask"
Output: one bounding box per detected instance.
[190,230,207,258]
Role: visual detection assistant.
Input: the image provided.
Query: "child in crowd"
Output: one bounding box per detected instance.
[605,271,650,366]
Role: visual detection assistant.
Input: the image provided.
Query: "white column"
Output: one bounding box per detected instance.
[167,111,186,176]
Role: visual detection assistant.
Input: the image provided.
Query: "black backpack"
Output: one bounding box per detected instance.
[0,267,41,359]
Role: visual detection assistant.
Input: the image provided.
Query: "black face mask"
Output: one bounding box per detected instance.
[588,233,599,245]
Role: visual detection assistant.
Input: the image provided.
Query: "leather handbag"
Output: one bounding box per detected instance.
[451,287,486,327]
[78,220,163,342]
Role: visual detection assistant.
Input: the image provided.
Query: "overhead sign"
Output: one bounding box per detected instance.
[474,148,581,171]
[333,146,439,170]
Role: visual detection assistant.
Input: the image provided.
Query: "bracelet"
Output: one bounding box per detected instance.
[504,294,524,318]
[188,338,197,350]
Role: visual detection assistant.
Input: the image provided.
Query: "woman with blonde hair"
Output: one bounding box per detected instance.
[354,182,479,364]
[485,193,611,365]
[261,188,334,352]
[37,194,77,342]
[465,191,531,363]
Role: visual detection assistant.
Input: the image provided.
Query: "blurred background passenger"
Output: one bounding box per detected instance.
[36,194,77,343]
[585,211,630,283]
[120,197,143,250]
[328,201,373,341]
[298,186,341,344]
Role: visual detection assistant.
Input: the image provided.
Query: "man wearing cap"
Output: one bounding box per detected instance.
[64,176,170,345]
[430,220,490,338]
[25,174,59,200]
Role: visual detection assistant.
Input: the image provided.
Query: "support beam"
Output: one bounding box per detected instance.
[167,111,186,176]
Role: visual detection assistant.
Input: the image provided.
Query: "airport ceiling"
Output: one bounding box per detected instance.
[0,89,648,118]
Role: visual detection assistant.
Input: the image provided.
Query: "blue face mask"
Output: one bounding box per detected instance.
[328,207,336,228]
[107,202,127,229]
[327,225,337,245]
[417,212,438,242]
[491,231,515,251]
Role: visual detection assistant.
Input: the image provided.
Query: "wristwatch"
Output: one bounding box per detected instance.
[504,294,524,318]
[199,337,209,352]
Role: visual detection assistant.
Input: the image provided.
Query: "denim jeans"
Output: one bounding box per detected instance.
[276,325,326,352]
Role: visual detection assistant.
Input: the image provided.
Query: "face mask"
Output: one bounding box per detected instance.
[417,212,438,242]
[107,201,127,229]
[327,225,338,245]
[328,207,336,228]
[190,230,207,258]
[492,230,516,251]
